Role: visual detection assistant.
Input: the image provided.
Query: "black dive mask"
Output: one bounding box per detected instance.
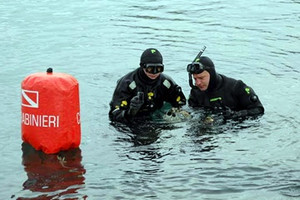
[187,62,207,74]
[143,63,164,74]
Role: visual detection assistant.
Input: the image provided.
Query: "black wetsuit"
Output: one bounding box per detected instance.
[188,56,264,119]
[109,68,186,122]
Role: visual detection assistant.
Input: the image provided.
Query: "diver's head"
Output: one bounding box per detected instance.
[140,48,164,79]
[187,56,217,91]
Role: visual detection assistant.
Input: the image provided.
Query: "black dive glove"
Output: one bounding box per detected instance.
[223,107,248,120]
[127,92,144,116]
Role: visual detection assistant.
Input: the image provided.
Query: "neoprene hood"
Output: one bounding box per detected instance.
[140,48,163,66]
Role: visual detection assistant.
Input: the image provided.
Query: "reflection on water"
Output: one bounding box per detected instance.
[111,118,177,164]
[112,121,161,146]
[111,110,181,146]
[17,143,86,200]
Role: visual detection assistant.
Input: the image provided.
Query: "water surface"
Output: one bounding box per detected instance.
[0,0,299,199]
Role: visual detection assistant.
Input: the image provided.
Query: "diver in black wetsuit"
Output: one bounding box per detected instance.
[187,56,264,120]
[109,48,186,123]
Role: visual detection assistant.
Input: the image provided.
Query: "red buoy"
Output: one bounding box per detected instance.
[21,68,81,154]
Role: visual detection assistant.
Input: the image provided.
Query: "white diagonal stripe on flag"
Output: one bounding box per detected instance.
[22,89,39,108]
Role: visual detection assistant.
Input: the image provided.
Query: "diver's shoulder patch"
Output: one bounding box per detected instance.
[128,81,136,90]
[163,79,171,89]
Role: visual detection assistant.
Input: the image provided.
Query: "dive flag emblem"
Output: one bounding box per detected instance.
[22,89,39,108]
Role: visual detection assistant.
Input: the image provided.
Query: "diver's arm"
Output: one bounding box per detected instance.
[225,80,264,119]
[109,91,145,123]
[223,107,264,120]
[169,85,186,107]
[162,76,186,107]
[109,78,133,122]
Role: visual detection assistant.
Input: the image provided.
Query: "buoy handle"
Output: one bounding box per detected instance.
[47,68,53,73]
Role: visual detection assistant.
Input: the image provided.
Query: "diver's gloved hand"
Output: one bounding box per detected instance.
[127,92,144,116]
[223,107,248,120]
[222,107,234,119]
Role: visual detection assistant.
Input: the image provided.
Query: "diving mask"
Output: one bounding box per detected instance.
[187,62,207,74]
[144,63,164,74]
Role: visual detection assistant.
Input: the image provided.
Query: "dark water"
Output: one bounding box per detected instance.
[0,0,299,199]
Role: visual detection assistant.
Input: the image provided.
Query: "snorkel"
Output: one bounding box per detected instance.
[187,46,206,89]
